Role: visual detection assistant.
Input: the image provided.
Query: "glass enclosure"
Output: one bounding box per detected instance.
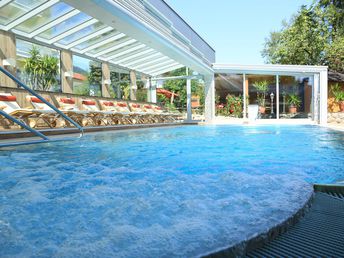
[215,73,316,120]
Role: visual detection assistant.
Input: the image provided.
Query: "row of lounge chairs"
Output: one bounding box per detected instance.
[0,93,182,129]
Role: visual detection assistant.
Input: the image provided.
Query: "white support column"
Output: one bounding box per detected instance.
[319,71,328,124]
[204,75,215,123]
[243,73,247,119]
[313,74,320,122]
[276,75,280,119]
[186,78,192,121]
[147,79,157,103]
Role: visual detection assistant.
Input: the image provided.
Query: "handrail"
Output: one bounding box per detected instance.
[0,109,49,140]
[0,66,84,137]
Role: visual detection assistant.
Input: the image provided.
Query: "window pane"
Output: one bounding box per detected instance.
[73,55,102,97]
[279,76,312,119]
[15,3,73,33]
[39,12,91,40]
[16,38,61,92]
[73,30,116,50]
[57,22,105,45]
[0,0,46,26]
[215,73,243,117]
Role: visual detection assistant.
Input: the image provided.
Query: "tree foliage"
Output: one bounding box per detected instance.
[262,0,344,73]
[159,68,205,110]
[24,46,59,91]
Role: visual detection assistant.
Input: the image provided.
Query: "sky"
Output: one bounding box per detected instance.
[166,0,314,65]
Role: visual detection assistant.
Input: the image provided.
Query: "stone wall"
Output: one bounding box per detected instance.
[328,112,344,124]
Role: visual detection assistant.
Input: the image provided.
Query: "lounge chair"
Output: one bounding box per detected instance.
[128,103,152,124]
[81,99,112,126]
[0,93,58,128]
[56,97,90,127]
[99,100,131,125]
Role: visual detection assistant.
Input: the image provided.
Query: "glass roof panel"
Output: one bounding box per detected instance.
[57,21,105,45]
[88,37,130,55]
[39,12,91,39]
[15,2,73,33]
[0,0,46,26]
[99,43,144,59]
[73,29,116,50]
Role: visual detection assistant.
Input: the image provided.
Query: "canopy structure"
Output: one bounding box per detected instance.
[0,0,215,77]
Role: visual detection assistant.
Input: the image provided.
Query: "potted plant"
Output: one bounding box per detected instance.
[331,84,344,112]
[252,80,268,114]
[287,93,301,113]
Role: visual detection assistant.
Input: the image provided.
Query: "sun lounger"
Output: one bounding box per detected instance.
[99,100,131,125]
[56,97,90,127]
[0,93,58,128]
[128,103,152,124]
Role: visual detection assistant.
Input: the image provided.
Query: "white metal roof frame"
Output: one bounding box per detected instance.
[0,0,214,78]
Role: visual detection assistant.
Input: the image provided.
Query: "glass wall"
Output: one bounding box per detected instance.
[16,38,61,92]
[215,73,243,117]
[247,75,276,119]
[279,76,312,119]
[73,55,102,96]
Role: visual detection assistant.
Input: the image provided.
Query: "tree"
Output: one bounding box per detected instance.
[161,67,205,110]
[262,1,344,72]
[24,46,59,91]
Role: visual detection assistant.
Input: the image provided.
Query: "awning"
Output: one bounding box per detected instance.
[157,88,179,99]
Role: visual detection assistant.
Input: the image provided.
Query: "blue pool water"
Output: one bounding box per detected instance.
[0,125,343,257]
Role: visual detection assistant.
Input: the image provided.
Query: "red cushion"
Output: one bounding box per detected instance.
[144,105,152,109]
[156,106,162,110]
[0,95,16,101]
[30,97,47,103]
[132,104,140,108]
[82,100,96,105]
[60,98,75,104]
[117,103,127,107]
[103,101,114,106]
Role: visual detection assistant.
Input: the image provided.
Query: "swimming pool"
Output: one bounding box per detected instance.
[0,125,343,257]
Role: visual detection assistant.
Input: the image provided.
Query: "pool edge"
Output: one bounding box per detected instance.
[201,189,315,258]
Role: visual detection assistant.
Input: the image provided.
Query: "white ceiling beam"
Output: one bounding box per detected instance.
[105,43,146,61]
[134,59,175,71]
[131,56,170,70]
[46,18,98,44]
[113,48,155,63]
[0,0,13,8]
[89,38,136,57]
[148,64,184,76]
[121,52,162,67]
[4,0,60,30]
[63,26,113,49]
[28,9,81,38]
[76,32,126,54]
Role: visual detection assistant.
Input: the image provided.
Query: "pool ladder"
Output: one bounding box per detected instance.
[0,66,84,148]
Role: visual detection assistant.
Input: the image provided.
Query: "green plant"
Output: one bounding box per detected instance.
[225,94,243,118]
[287,93,302,107]
[24,46,59,91]
[252,80,269,107]
[331,83,344,102]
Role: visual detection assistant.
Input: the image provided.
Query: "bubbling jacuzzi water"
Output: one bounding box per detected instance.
[0,125,343,257]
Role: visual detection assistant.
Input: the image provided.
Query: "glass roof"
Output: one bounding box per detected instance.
[15,2,72,33]
[0,0,46,26]
[57,21,105,45]
[39,12,91,40]
[0,0,182,76]
[72,30,117,51]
